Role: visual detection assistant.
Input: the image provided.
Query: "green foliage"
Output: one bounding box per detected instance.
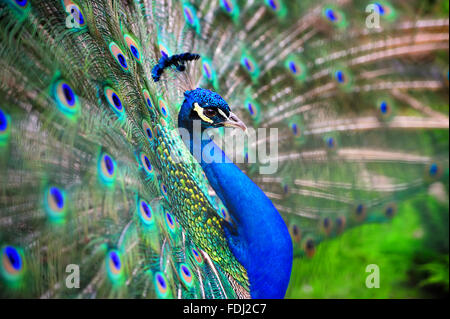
[417,255,448,288]
[441,0,449,13]
[286,195,449,298]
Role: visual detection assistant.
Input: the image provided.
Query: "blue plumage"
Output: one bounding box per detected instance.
[177,82,293,298]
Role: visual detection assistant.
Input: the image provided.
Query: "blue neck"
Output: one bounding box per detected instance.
[180,120,293,298]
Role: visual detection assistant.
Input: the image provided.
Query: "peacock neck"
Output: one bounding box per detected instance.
[180,122,293,299]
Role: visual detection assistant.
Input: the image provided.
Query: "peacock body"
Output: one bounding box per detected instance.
[0,0,448,299]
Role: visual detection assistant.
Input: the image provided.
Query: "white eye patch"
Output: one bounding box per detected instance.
[193,102,214,123]
[217,109,228,119]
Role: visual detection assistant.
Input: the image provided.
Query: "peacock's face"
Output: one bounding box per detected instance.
[180,88,246,131]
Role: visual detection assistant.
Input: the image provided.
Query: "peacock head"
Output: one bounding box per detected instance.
[178,88,246,132]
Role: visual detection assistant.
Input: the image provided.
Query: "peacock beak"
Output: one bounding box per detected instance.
[223,112,247,131]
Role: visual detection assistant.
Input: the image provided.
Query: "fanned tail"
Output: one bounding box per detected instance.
[0,0,249,299]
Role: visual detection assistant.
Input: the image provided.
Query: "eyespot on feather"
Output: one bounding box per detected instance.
[123,34,142,63]
[138,199,154,226]
[290,224,301,244]
[8,0,30,12]
[165,210,176,232]
[0,108,11,145]
[354,203,367,222]
[104,87,126,118]
[322,5,348,28]
[425,162,443,181]
[109,42,129,72]
[154,272,169,298]
[335,216,346,234]
[62,0,86,28]
[44,186,67,223]
[143,89,154,113]
[179,263,194,287]
[98,153,117,186]
[106,250,124,285]
[142,120,154,142]
[304,238,316,258]
[158,98,170,119]
[1,245,25,284]
[51,80,80,119]
[191,247,204,265]
[139,152,154,176]
[384,203,397,219]
[321,217,333,236]
[159,181,169,201]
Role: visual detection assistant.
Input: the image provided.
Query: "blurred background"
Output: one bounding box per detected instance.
[286,192,449,298]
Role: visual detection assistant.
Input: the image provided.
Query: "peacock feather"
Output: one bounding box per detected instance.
[0,0,448,299]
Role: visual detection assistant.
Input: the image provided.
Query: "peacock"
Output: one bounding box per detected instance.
[0,0,448,299]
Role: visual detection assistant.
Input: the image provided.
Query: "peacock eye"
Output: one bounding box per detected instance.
[51,80,80,118]
[124,34,141,63]
[14,0,29,9]
[65,2,86,28]
[203,108,217,118]
[45,186,67,222]
[1,246,24,281]
[109,42,129,72]
[106,250,124,284]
